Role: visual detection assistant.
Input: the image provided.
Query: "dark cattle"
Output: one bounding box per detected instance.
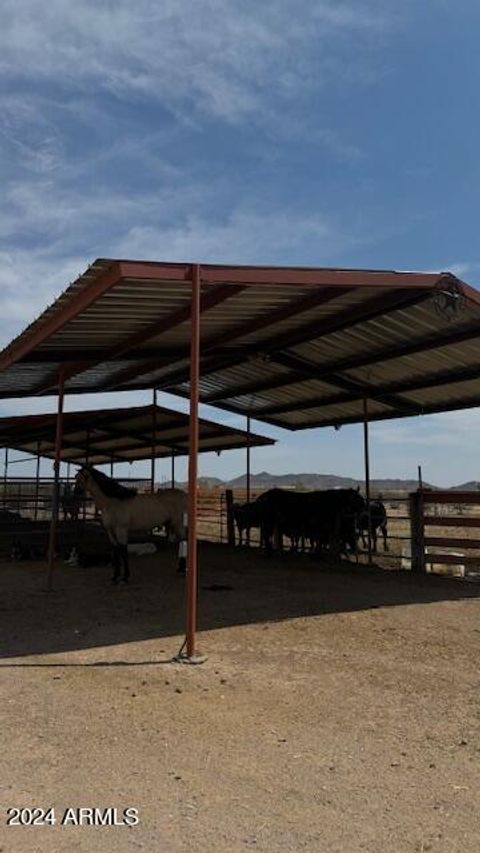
[232,501,263,546]
[357,500,388,552]
[255,488,366,557]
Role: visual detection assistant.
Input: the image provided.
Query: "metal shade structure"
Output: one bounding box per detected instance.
[2,257,480,659]
[0,259,480,429]
[0,404,274,465]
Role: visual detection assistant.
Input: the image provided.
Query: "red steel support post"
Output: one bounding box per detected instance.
[2,447,8,509]
[246,416,251,503]
[363,397,372,563]
[46,370,66,589]
[186,264,201,659]
[34,442,41,521]
[83,429,90,520]
[151,388,157,493]
[246,415,251,545]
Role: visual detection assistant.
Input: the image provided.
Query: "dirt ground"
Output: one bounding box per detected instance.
[1,542,480,853]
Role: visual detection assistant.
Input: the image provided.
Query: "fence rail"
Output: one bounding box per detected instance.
[410,489,480,573]
[14,479,480,577]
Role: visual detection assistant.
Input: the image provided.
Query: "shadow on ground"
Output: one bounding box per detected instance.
[1,541,479,660]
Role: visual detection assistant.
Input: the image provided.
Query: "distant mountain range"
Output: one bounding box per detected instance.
[224,471,432,492]
[170,471,421,492]
[180,472,480,492]
[449,481,480,491]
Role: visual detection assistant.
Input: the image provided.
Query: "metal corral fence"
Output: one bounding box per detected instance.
[1,476,151,521]
[410,489,480,577]
[196,488,265,545]
[4,478,479,576]
[196,488,415,566]
[0,477,227,535]
[199,488,480,576]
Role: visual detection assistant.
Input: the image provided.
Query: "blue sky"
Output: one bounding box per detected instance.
[1,1,480,486]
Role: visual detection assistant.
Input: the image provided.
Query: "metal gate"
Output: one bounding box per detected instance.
[410,490,480,575]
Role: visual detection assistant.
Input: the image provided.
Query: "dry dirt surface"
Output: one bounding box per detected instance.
[1,542,480,853]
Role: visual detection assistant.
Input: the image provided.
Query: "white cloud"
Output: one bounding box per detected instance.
[0,1,396,123]
[374,408,480,450]
[0,248,88,345]
[0,94,65,173]
[0,176,201,243]
[0,200,362,347]
[115,207,358,264]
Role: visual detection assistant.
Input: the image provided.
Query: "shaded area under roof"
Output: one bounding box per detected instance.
[0,404,274,465]
[0,259,480,429]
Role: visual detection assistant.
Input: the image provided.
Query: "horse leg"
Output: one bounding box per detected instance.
[171,513,187,574]
[111,546,121,584]
[107,530,122,584]
[120,544,129,583]
[273,525,283,552]
[382,523,389,551]
[116,528,129,583]
[262,522,272,554]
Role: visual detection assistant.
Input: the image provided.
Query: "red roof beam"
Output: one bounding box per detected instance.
[282,393,480,431]
[253,361,480,417]
[111,259,452,288]
[102,285,355,393]
[158,288,427,399]
[30,282,246,395]
[191,265,450,289]
[203,313,480,405]
[0,261,123,372]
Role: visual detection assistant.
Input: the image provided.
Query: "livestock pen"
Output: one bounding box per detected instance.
[217,486,480,579]
[3,259,480,655]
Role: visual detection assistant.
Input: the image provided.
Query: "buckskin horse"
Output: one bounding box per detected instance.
[76,465,187,583]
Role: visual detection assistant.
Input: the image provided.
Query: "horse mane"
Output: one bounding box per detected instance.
[83,466,138,501]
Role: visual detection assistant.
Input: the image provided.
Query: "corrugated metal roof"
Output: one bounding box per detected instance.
[0,404,274,464]
[0,258,479,429]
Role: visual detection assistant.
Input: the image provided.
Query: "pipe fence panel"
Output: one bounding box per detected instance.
[410,489,480,576]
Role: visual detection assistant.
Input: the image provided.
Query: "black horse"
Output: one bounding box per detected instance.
[254,488,366,557]
[232,501,263,546]
[357,500,388,552]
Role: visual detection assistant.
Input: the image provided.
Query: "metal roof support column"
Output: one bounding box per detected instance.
[34,442,41,521]
[246,416,251,546]
[46,370,66,590]
[363,397,372,564]
[184,263,205,663]
[171,454,175,488]
[2,447,8,510]
[151,389,157,493]
[83,430,90,521]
